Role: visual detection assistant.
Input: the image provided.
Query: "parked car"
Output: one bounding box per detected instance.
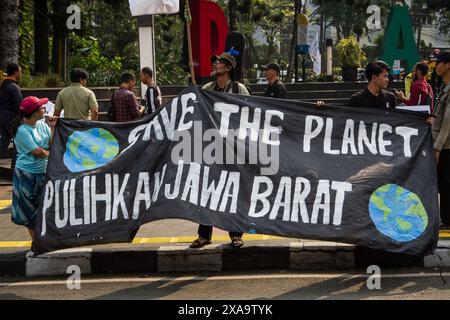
[257,77,268,84]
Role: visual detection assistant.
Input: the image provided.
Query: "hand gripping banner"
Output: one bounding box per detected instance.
[33,86,439,255]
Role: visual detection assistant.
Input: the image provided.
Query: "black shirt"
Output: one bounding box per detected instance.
[145,84,161,115]
[0,79,22,115]
[349,88,397,111]
[264,79,288,99]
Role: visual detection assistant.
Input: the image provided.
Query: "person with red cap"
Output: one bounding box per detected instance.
[10,96,57,252]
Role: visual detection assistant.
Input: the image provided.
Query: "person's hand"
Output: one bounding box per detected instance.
[395,89,406,101]
[426,116,435,125]
[139,106,145,115]
[315,101,326,108]
[48,116,59,127]
[435,149,440,163]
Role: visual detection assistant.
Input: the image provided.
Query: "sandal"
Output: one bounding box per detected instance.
[189,238,211,249]
[230,237,244,248]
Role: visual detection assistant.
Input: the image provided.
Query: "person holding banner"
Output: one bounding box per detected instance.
[190,52,249,249]
[432,51,450,227]
[349,61,397,111]
[9,96,57,249]
[202,53,250,95]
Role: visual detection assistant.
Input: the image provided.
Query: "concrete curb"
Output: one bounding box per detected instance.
[2,241,449,278]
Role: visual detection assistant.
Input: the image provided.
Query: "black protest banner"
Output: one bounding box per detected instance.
[33,86,439,255]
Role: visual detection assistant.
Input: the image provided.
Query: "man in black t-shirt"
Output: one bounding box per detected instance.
[264,62,288,99]
[349,61,397,112]
[140,67,162,116]
[0,63,23,157]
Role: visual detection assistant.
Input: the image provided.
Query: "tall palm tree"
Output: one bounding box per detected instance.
[0,0,19,70]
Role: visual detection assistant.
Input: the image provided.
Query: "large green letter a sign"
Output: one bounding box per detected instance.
[380,5,420,73]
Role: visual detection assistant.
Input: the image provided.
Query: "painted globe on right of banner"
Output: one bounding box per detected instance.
[369,184,428,243]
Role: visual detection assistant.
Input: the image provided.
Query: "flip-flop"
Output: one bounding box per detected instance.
[189,238,211,249]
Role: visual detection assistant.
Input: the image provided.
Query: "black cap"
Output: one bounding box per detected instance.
[265,62,281,74]
[436,50,450,64]
[429,49,441,61]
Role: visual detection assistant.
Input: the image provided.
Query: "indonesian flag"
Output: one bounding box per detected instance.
[129,0,179,16]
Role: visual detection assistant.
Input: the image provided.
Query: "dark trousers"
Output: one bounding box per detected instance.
[439,150,450,225]
[198,224,243,241]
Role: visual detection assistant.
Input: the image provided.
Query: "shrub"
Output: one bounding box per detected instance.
[336,36,366,68]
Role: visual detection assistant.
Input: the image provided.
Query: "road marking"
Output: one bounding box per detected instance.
[0,231,450,248]
[0,235,286,248]
[1,272,450,287]
[0,200,11,210]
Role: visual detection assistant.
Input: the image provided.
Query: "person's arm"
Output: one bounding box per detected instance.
[156,86,162,107]
[90,108,99,121]
[434,96,450,154]
[397,83,421,106]
[89,91,99,121]
[129,94,144,118]
[10,85,23,113]
[54,92,62,118]
[15,127,49,159]
[239,84,251,96]
[349,94,358,107]
[279,84,288,99]
[31,148,49,158]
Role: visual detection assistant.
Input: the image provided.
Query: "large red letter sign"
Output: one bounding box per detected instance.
[190,0,229,83]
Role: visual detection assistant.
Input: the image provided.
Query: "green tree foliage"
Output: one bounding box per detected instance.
[18,0,33,74]
[73,0,139,72]
[426,0,450,37]
[68,32,123,86]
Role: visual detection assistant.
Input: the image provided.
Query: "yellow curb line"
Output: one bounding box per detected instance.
[0,235,286,248]
[0,200,12,211]
[1,232,449,248]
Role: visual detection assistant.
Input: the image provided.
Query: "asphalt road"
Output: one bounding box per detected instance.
[1,269,450,300]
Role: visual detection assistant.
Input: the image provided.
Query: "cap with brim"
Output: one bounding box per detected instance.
[20,96,49,114]
[436,51,450,64]
[265,62,281,74]
[215,52,236,69]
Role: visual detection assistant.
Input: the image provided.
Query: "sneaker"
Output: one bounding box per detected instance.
[25,250,35,259]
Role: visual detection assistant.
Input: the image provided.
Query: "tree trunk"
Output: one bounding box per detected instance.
[0,0,19,70]
[34,0,49,75]
[51,0,69,78]
[228,0,237,32]
[285,0,300,83]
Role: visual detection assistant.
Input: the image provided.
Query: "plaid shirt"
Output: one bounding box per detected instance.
[111,88,141,122]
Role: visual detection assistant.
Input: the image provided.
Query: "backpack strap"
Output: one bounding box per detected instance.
[232,81,239,94]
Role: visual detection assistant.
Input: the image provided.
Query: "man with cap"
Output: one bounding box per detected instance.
[432,50,450,227]
[190,52,249,250]
[202,52,250,95]
[428,49,444,107]
[264,62,288,99]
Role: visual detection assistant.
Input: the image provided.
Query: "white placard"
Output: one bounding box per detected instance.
[396,105,431,114]
[129,0,179,16]
[43,101,55,117]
